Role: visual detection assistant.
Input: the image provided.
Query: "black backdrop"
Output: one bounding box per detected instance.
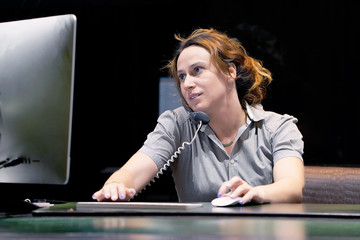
[1,0,359,201]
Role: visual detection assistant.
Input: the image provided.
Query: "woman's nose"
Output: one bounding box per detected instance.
[182,75,196,89]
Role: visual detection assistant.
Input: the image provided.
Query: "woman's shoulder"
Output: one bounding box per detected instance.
[265,114,299,139]
[248,104,299,134]
[265,110,298,125]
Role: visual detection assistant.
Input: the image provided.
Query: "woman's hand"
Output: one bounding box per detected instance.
[217,157,304,205]
[92,182,136,202]
[91,152,158,202]
[217,176,264,205]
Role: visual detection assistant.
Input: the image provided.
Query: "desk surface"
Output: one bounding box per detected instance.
[1,215,360,239]
[33,202,360,218]
[1,203,360,240]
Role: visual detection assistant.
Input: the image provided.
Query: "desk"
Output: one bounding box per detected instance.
[1,203,360,239]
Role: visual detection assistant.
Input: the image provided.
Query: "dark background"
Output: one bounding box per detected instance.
[1,0,359,202]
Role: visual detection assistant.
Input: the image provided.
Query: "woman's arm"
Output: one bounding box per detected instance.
[217,157,304,204]
[92,151,158,201]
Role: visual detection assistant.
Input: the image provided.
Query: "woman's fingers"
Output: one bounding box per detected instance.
[217,176,254,203]
[114,183,126,201]
[92,183,136,202]
[126,188,136,200]
[229,181,251,198]
[217,182,231,197]
[92,190,103,201]
[218,176,244,197]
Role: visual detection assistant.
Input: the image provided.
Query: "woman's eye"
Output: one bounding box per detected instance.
[194,66,202,74]
[178,74,186,81]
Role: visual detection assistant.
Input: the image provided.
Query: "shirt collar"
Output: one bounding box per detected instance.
[200,102,266,133]
[246,102,266,123]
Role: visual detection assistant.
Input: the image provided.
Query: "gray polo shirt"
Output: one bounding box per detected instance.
[139,104,304,202]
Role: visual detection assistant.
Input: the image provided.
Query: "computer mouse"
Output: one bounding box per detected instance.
[211,196,242,207]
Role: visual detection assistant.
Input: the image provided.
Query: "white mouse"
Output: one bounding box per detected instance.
[211,196,242,207]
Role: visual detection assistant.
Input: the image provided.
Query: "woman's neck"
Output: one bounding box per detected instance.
[208,100,247,142]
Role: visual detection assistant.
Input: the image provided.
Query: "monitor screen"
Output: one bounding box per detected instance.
[0,14,76,185]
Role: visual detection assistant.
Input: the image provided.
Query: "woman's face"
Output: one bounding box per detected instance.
[177,46,232,115]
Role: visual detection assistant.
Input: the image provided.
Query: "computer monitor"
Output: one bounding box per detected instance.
[0,14,76,185]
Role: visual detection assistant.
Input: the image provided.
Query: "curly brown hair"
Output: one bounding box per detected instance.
[166,28,273,109]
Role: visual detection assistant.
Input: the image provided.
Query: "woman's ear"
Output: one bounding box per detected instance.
[228,63,237,81]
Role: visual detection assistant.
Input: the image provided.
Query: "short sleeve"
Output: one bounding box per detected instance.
[138,108,189,169]
[269,114,304,163]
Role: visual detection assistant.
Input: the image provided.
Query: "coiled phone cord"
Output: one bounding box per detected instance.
[136,120,203,195]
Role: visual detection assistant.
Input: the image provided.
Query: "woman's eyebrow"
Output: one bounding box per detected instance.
[178,61,206,73]
[190,61,206,68]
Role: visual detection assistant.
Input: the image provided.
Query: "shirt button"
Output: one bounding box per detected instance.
[230,159,235,164]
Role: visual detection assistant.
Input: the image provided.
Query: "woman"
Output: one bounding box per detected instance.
[92,28,304,204]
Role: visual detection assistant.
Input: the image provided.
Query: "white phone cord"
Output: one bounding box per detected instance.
[136,121,203,195]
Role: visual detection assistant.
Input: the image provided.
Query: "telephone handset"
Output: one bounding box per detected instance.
[189,111,210,125]
[137,110,210,195]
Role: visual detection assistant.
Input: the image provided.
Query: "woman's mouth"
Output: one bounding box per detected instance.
[189,93,202,101]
